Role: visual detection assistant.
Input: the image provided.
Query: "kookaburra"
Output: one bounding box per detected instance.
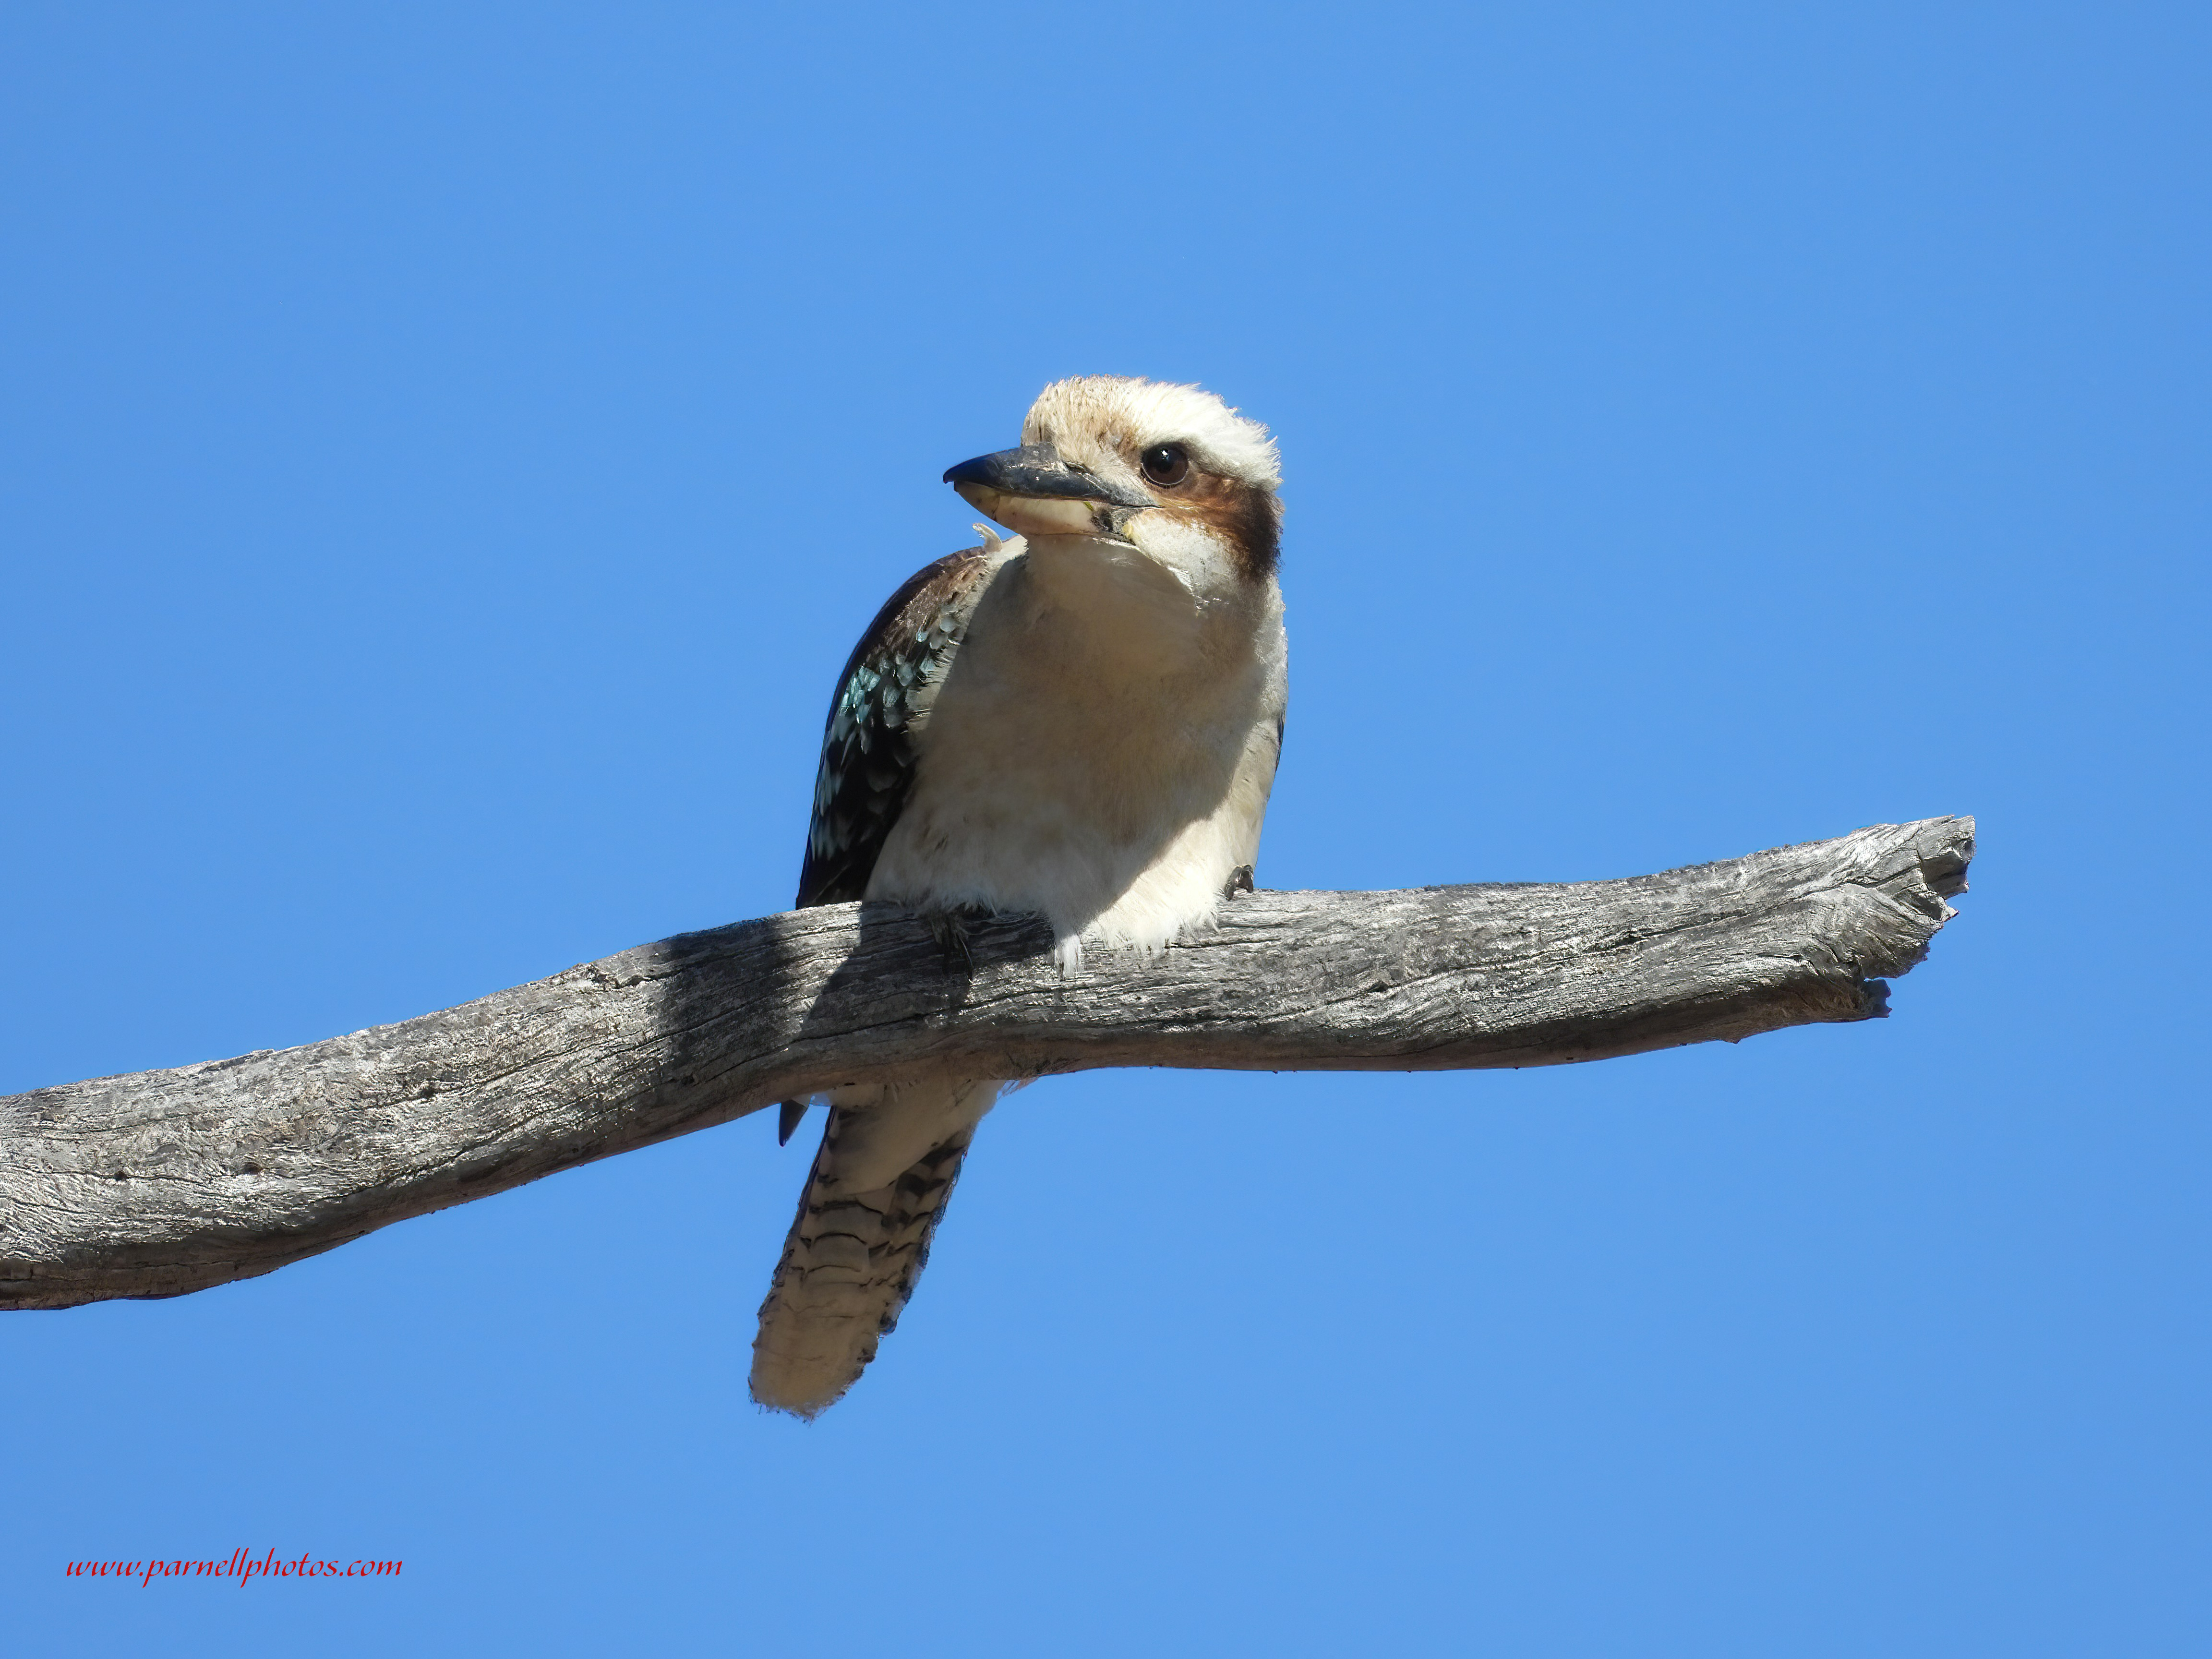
[750,376,1288,1417]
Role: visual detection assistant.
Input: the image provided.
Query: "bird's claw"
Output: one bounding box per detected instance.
[924,906,977,971]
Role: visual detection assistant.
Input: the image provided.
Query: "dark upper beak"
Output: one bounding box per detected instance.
[942,444,1153,512]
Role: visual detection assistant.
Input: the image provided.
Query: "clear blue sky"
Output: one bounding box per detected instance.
[3,3,2206,1654]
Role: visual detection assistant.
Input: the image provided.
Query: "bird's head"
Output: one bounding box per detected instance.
[944,376,1282,585]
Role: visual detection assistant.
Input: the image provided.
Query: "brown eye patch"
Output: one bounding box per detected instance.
[1170,470,1281,584]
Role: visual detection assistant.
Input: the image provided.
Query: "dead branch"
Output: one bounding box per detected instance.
[0,816,1972,1311]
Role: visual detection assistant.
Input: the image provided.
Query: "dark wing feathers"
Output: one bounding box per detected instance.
[795,548,991,908]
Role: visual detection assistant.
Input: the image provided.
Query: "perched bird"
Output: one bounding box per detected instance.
[750,375,1289,1417]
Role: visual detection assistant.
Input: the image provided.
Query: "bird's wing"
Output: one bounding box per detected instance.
[794,547,996,908]
[756,548,1003,1415]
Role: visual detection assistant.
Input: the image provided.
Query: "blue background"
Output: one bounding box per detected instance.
[4,3,2206,1653]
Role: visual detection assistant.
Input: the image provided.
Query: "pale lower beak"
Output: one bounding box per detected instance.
[942,444,1150,538]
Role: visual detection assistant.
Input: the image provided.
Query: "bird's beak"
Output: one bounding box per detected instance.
[942,444,1151,538]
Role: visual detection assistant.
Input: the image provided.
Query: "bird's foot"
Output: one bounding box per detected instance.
[922,905,990,972]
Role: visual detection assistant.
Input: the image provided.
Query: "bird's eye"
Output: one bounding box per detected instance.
[1140,443,1190,487]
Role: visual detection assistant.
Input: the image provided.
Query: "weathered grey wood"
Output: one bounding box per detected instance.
[0,816,1972,1312]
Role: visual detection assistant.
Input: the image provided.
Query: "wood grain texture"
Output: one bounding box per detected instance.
[0,816,1972,1312]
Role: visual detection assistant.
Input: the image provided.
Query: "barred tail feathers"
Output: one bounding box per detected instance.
[750,1078,1005,1418]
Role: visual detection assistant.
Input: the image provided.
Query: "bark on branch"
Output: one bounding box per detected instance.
[0,816,1972,1312]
